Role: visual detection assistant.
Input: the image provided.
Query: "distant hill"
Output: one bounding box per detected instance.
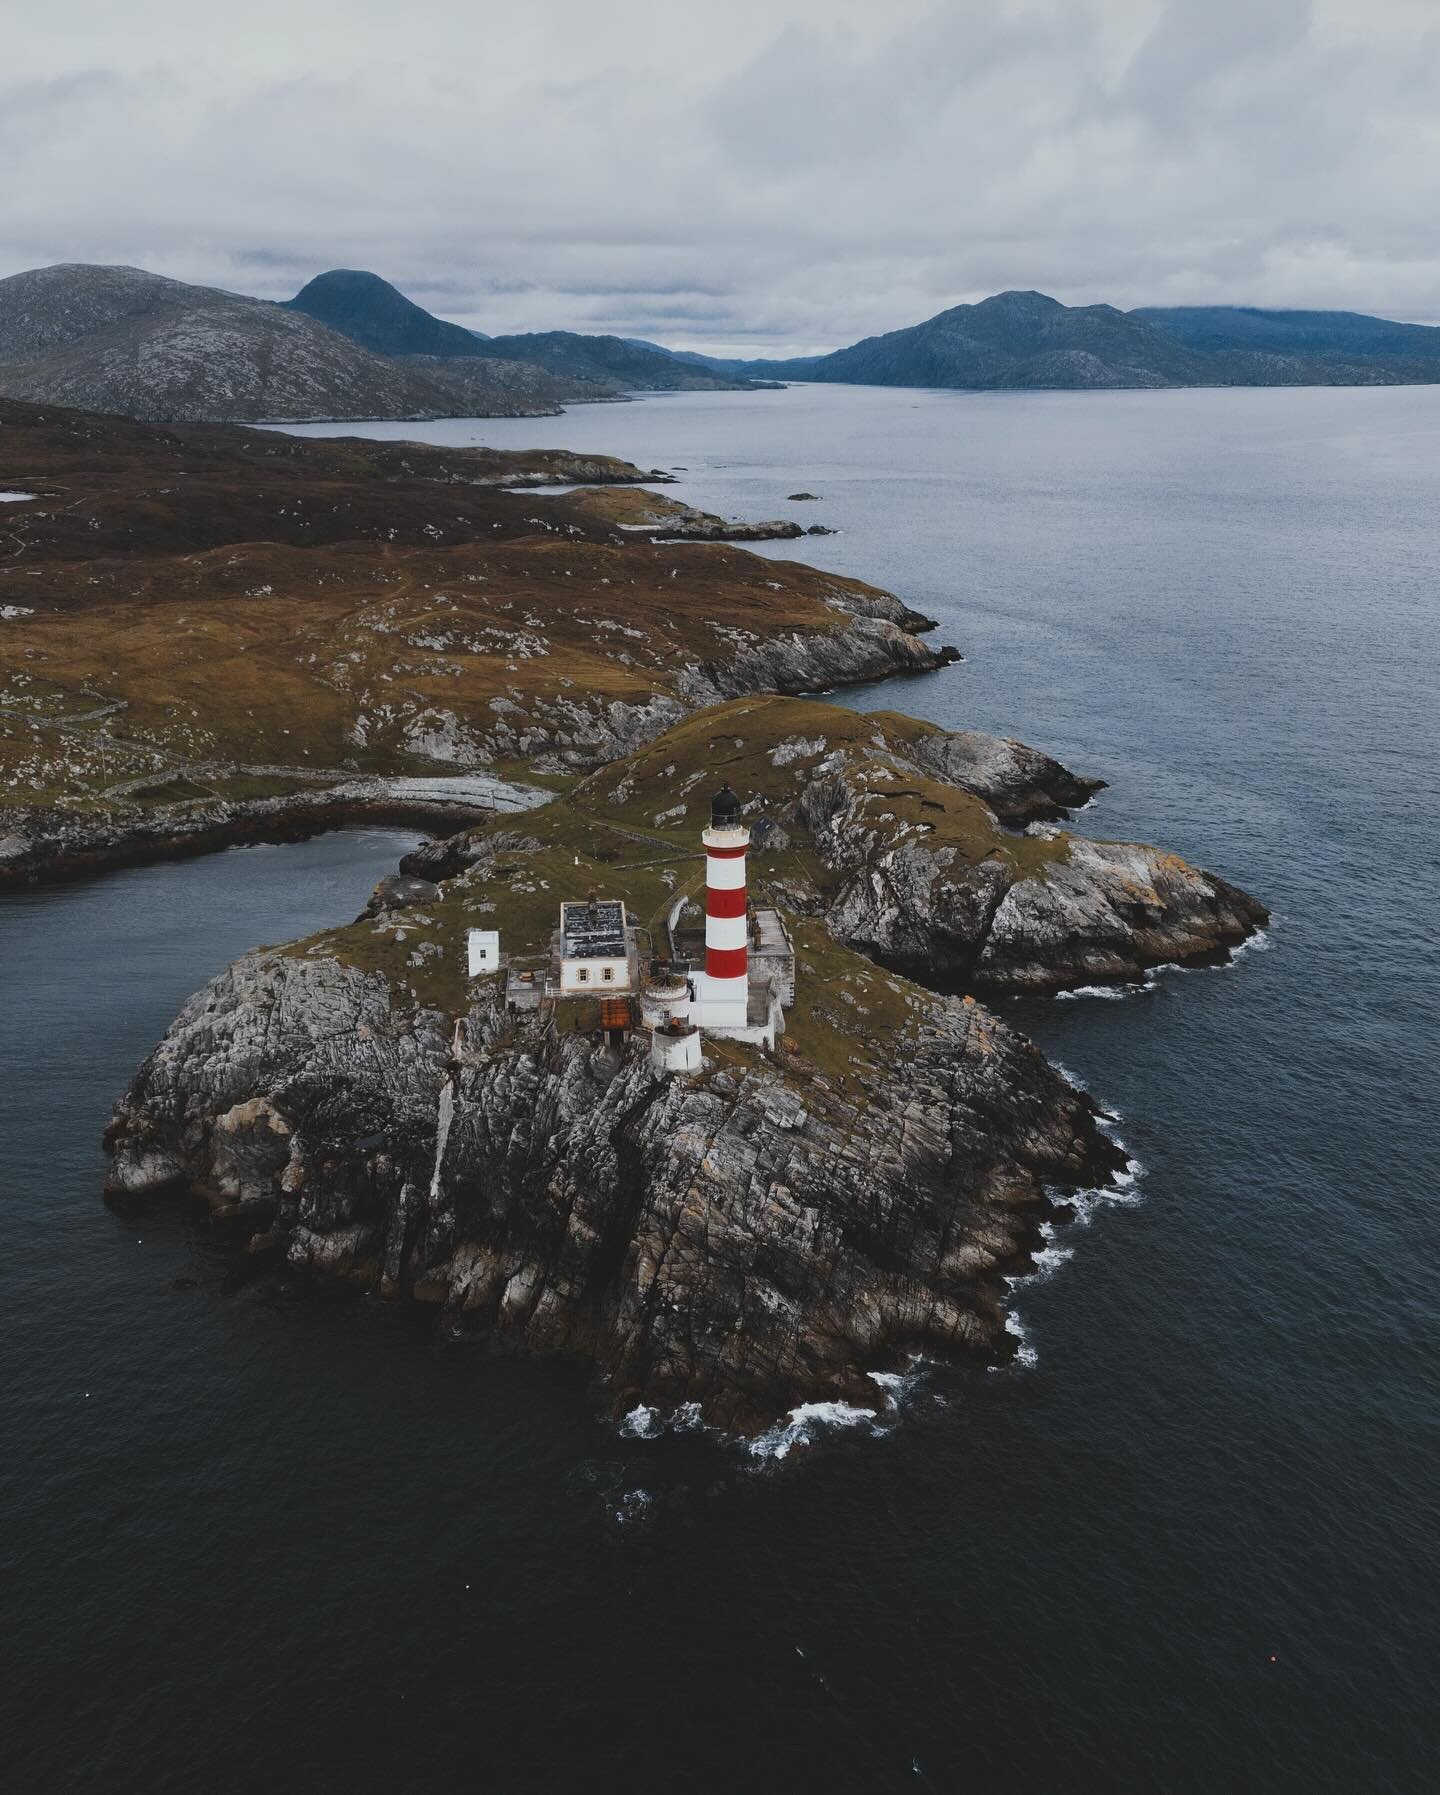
[477,329,768,392]
[285,269,494,360]
[10,267,1434,418]
[624,338,757,377]
[282,272,758,392]
[735,291,1202,388]
[0,265,593,422]
[1135,305,1440,365]
[723,290,1440,391]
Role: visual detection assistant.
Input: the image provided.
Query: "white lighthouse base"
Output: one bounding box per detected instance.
[692,980,784,1053]
[692,972,749,1033]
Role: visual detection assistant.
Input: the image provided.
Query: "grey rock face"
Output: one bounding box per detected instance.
[972,838,1266,991]
[362,874,442,918]
[801,762,1267,993]
[679,616,952,706]
[104,952,1124,1433]
[399,829,544,883]
[905,728,1104,824]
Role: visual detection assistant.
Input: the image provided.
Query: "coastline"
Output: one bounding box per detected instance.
[6,392,1267,1442]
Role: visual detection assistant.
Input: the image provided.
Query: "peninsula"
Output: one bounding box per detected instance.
[0,400,947,884]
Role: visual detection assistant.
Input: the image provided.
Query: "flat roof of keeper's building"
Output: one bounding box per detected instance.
[560,899,628,960]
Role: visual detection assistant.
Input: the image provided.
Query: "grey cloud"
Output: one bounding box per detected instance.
[2,1,1438,352]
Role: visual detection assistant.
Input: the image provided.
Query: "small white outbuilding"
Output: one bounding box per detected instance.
[467,929,501,978]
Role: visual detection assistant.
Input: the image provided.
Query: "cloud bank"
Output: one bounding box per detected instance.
[3,0,1437,354]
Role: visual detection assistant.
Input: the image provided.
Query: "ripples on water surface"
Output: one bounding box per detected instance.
[7,388,1438,1791]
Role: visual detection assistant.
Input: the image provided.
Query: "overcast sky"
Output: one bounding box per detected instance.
[3,0,1437,355]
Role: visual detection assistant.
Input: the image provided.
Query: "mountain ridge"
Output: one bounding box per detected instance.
[6,264,1438,415]
[0,264,594,422]
[672,290,1440,390]
[284,270,764,392]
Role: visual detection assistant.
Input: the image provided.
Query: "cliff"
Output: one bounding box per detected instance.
[408,696,1266,996]
[100,702,1261,1435]
[104,922,1124,1435]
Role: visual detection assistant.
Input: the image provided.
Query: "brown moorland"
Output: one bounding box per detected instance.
[0,401,954,855]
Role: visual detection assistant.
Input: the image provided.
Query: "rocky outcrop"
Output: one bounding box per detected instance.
[362,873,442,917]
[802,764,1266,993]
[556,483,838,544]
[104,950,1124,1434]
[386,696,1266,996]
[678,617,959,712]
[904,727,1103,825]
[399,828,544,883]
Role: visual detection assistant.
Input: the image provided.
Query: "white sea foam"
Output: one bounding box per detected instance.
[1145,923,1277,986]
[999,1311,1038,1369]
[1226,925,1273,961]
[1110,1156,1146,1196]
[1055,982,1135,1001]
[866,1357,930,1412]
[616,1398,710,1441]
[618,1403,662,1440]
[996,1098,1148,1365]
[1022,1240,1075,1281]
[747,1400,878,1460]
[608,1488,655,1527]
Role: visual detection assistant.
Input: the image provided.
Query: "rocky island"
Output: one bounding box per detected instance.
[104,694,1264,1435]
[4,395,1265,1442]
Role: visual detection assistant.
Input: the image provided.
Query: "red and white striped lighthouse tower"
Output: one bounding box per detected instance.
[698,782,750,1029]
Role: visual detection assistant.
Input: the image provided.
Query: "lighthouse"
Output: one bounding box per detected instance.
[697,782,751,1030]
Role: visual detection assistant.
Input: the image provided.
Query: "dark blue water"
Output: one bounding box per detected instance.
[9,389,1439,1791]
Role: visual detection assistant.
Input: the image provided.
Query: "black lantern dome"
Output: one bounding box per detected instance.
[710,783,743,827]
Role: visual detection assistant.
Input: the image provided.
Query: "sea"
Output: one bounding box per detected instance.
[4,384,1437,1792]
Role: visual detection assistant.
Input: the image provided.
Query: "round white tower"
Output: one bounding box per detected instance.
[699,783,750,1030]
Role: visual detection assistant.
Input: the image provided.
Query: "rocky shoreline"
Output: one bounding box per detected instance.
[3,396,1269,1446]
[104,945,1127,1434]
[100,694,1265,1437]
[1,620,956,888]
[0,787,533,889]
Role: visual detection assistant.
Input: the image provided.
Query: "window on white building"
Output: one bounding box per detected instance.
[602,966,614,982]
[577,967,589,983]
